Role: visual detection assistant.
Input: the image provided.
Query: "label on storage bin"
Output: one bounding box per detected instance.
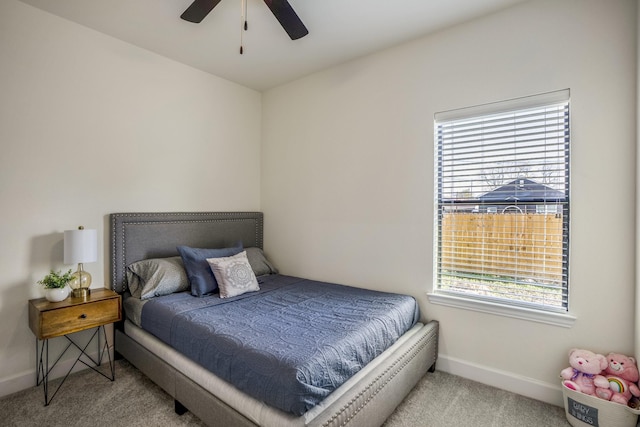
[568,397,599,426]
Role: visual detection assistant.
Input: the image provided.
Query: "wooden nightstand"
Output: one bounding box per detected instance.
[28,288,122,405]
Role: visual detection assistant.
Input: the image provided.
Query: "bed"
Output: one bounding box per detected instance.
[110,212,439,427]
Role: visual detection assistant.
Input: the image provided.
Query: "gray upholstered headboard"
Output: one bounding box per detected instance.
[110,212,263,293]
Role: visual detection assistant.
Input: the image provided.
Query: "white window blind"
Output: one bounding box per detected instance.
[434,90,570,313]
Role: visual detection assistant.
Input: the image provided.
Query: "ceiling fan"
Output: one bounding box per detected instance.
[180,0,309,40]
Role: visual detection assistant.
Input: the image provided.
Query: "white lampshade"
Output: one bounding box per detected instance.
[64,228,97,264]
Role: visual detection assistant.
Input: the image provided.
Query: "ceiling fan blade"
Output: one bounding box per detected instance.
[181,0,223,23]
[263,0,308,40]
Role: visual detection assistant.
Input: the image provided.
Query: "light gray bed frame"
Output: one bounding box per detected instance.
[110,212,439,427]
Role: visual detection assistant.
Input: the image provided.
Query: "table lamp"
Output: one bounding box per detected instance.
[64,226,97,298]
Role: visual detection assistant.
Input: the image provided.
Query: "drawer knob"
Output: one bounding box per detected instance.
[80,314,87,319]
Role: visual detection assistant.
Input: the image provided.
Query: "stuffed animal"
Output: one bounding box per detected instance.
[561,348,608,396]
[594,353,640,405]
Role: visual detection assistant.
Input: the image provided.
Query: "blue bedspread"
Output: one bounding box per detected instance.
[141,274,419,415]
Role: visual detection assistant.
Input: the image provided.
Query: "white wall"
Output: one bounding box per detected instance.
[262,0,637,406]
[636,0,640,366]
[0,0,261,396]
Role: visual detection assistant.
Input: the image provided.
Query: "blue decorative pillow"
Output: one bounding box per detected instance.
[177,243,243,297]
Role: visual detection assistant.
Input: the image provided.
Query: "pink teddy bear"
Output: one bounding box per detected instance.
[561,348,608,396]
[595,353,640,405]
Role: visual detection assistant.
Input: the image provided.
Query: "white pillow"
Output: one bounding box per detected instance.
[206,251,260,298]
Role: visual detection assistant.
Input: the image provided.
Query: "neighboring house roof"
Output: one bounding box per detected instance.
[479,178,564,202]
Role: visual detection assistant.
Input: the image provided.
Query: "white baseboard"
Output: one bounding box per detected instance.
[0,348,115,399]
[3,349,562,408]
[436,354,564,407]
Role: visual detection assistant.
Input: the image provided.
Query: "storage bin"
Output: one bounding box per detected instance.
[562,383,640,427]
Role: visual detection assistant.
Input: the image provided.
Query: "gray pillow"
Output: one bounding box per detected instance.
[126,256,189,299]
[206,251,260,298]
[245,247,278,276]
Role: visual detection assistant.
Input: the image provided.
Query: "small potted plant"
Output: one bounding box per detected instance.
[38,269,73,302]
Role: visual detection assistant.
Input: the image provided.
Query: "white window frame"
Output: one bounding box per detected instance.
[427,90,575,327]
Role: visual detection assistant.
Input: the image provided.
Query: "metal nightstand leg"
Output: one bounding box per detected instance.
[35,325,115,406]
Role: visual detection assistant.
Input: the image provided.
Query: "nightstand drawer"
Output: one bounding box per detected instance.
[39,299,120,339]
[29,289,122,340]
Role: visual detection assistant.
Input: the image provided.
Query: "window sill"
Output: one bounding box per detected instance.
[427,292,576,328]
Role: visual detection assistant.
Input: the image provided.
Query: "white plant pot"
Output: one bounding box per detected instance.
[45,287,69,302]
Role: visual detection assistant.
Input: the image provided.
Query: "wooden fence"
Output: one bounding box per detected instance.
[440,213,564,283]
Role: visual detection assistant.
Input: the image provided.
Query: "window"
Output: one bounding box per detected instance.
[433,90,570,316]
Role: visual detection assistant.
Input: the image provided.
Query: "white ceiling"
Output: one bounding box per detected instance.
[19,0,527,91]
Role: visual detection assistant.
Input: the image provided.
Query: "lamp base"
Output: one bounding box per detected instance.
[71,288,91,299]
[70,265,92,299]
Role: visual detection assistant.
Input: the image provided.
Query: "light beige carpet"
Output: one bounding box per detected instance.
[0,359,570,426]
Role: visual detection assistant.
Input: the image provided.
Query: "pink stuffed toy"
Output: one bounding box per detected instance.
[561,348,608,396]
[594,353,640,405]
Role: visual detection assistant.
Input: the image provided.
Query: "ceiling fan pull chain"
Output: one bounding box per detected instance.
[240,0,248,54]
[244,0,248,31]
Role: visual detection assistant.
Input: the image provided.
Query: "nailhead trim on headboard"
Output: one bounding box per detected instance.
[110,212,264,293]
